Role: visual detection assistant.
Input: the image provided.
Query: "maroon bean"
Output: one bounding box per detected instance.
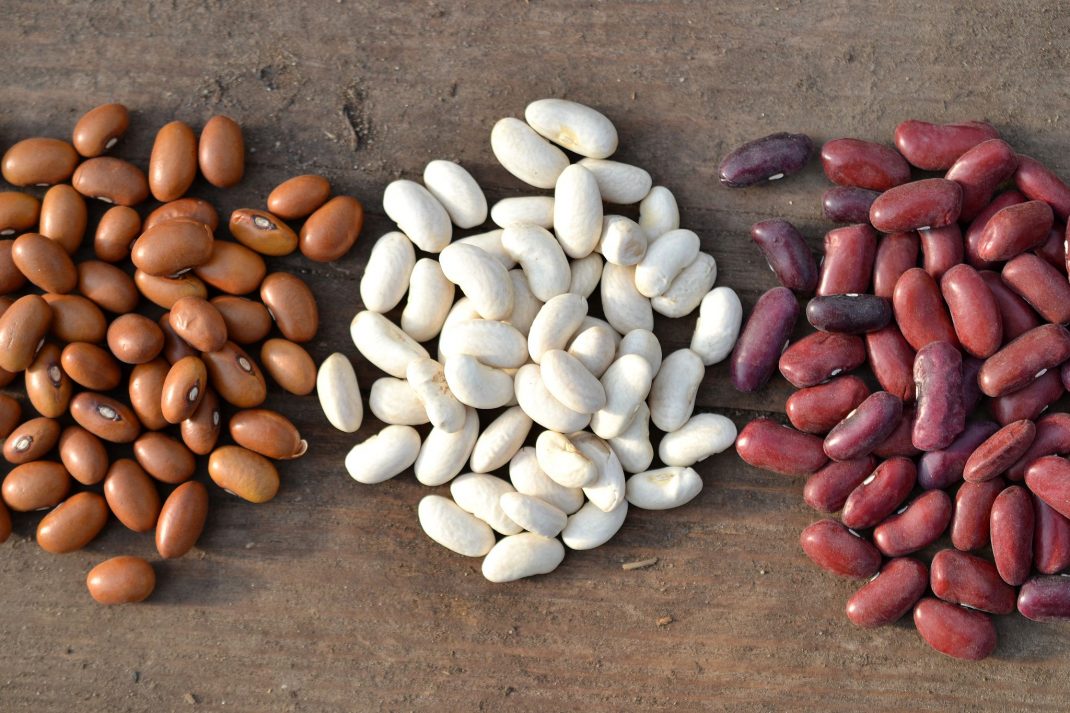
[1001,252,1070,324]
[913,597,997,661]
[799,519,881,579]
[930,549,1016,615]
[963,419,1036,483]
[990,485,1034,586]
[749,219,818,293]
[919,225,963,281]
[778,331,865,388]
[870,178,963,233]
[846,557,929,629]
[1033,495,1070,575]
[865,324,916,402]
[805,294,890,334]
[894,120,1000,171]
[892,268,959,351]
[945,139,1019,221]
[735,418,828,476]
[1025,456,1070,520]
[872,406,922,459]
[965,190,1028,269]
[939,264,1001,359]
[787,376,869,434]
[961,356,985,415]
[1034,223,1066,272]
[821,138,910,191]
[952,478,1004,551]
[728,286,799,393]
[718,132,813,187]
[824,391,903,462]
[1014,154,1070,221]
[873,231,919,299]
[1009,412,1070,481]
[978,323,1070,398]
[977,200,1054,262]
[873,490,952,557]
[1018,576,1070,621]
[989,368,1064,426]
[816,224,876,296]
[803,456,876,513]
[822,186,880,224]
[978,270,1041,342]
[918,421,999,490]
[842,456,916,530]
[913,341,965,452]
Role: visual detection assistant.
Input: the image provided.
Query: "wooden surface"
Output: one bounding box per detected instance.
[2,1,1069,710]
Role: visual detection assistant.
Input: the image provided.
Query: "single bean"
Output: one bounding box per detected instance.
[913,598,997,661]
[799,519,881,579]
[930,549,1016,615]
[149,120,197,202]
[803,456,876,513]
[873,490,951,557]
[259,338,316,396]
[70,392,141,443]
[1,138,78,186]
[202,341,267,408]
[71,157,149,206]
[210,296,273,344]
[873,231,919,299]
[128,359,170,431]
[229,409,306,460]
[1002,252,1070,324]
[816,224,877,296]
[749,219,818,293]
[978,323,1070,398]
[143,197,219,232]
[779,331,865,389]
[991,485,1035,586]
[39,184,88,254]
[1033,494,1070,575]
[821,138,910,191]
[131,219,214,277]
[161,356,207,424]
[193,241,266,295]
[991,368,1062,428]
[156,481,209,558]
[864,324,916,402]
[1009,412,1070,481]
[918,421,999,490]
[945,139,1019,221]
[870,178,963,232]
[913,341,965,451]
[25,343,71,418]
[2,461,70,512]
[228,208,297,256]
[1015,154,1070,221]
[841,456,916,530]
[718,132,813,187]
[846,557,929,628]
[805,294,891,334]
[106,313,164,364]
[965,190,1027,268]
[72,103,129,157]
[58,426,108,486]
[208,445,280,503]
[892,268,959,351]
[735,418,828,476]
[822,186,880,224]
[169,295,227,353]
[939,264,1001,358]
[3,417,61,464]
[11,232,77,294]
[181,386,221,455]
[824,391,903,462]
[268,174,331,220]
[59,342,119,392]
[0,192,39,236]
[787,375,870,434]
[298,195,363,262]
[77,260,139,313]
[951,478,1004,551]
[1018,576,1070,621]
[260,272,318,343]
[86,556,155,605]
[36,491,109,554]
[135,271,208,310]
[978,200,1054,262]
[43,295,106,344]
[894,119,1000,170]
[963,419,1036,483]
[1025,456,1070,520]
[728,286,799,393]
[199,115,244,188]
[918,225,963,281]
[0,294,52,372]
[133,432,196,484]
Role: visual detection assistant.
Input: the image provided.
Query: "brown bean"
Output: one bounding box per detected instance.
[133,431,196,484]
[1,138,79,186]
[260,272,318,343]
[11,232,77,293]
[268,174,331,220]
[161,355,207,424]
[61,341,122,390]
[181,387,221,455]
[202,341,267,408]
[0,394,20,439]
[70,392,141,443]
[199,115,244,188]
[132,219,214,277]
[103,459,160,532]
[42,294,107,343]
[3,417,60,464]
[86,556,155,605]
[58,426,109,486]
[0,239,25,294]
[0,294,52,372]
[208,445,280,503]
[106,313,164,364]
[39,184,87,254]
[157,313,197,365]
[2,461,70,511]
[259,338,316,395]
[229,208,297,256]
[134,270,208,309]
[77,260,139,313]
[94,205,141,262]
[169,295,227,352]
[71,157,149,206]
[36,492,109,554]
[156,481,209,559]
[72,103,130,157]
[299,195,363,262]
[229,408,306,460]
[0,191,40,236]
[149,120,198,202]
[143,197,219,232]
[194,240,266,294]
[128,359,170,430]
[25,343,70,418]
[210,296,272,344]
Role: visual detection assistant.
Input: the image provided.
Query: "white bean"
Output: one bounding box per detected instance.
[450,472,522,535]
[568,253,603,298]
[350,310,429,378]
[490,117,569,189]
[499,492,567,538]
[414,406,480,486]
[418,495,495,557]
[490,196,555,229]
[382,179,452,252]
[617,329,662,374]
[422,160,487,229]
[368,377,429,425]
[635,228,701,298]
[481,533,565,583]
[659,413,738,467]
[316,352,363,433]
[590,354,654,440]
[509,447,584,514]
[455,229,515,269]
[625,466,703,510]
[444,355,515,409]
[535,430,597,488]
[597,215,648,266]
[527,293,588,363]
[561,499,628,550]
[524,98,618,159]
[438,242,515,321]
[553,164,603,258]
[600,262,653,334]
[501,224,570,302]
[566,324,617,379]
[609,401,654,474]
[345,425,421,484]
[505,269,543,336]
[577,158,652,204]
[439,319,528,368]
[571,431,626,512]
[638,185,679,240]
[360,231,415,313]
[470,406,533,473]
[540,349,606,414]
[690,286,743,366]
[401,258,455,343]
[651,252,717,318]
[407,357,465,433]
[648,348,705,432]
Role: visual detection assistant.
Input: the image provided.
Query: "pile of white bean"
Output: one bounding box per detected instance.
[318,99,742,582]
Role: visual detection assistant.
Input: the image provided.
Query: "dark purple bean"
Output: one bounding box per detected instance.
[1033,494,1070,575]
[917,421,999,490]
[728,286,799,393]
[951,478,1004,551]
[805,294,891,334]
[913,341,965,452]
[816,224,877,296]
[735,418,828,476]
[841,456,916,530]
[1015,154,1070,221]
[1018,576,1070,621]
[822,186,881,224]
[1009,412,1070,481]
[978,323,1070,398]
[786,376,869,435]
[824,391,903,462]
[778,331,865,389]
[820,138,910,191]
[945,139,1019,221]
[870,178,963,233]
[1025,456,1070,520]
[990,485,1035,586]
[873,231,919,299]
[1001,252,1070,325]
[803,456,876,513]
[799,519,881,579]
[846,557,929,628]
[930,549,1016,615]
[864,324,916,402]
[894,120,1000,171]
[962,419,1036,483]
[919,225,964,281]
[913,597,997,661]
[978,200,1054,262]
[873,490,952,557]
[749,219,818,293]
[718,132,813,187]
[960,356,985,414]
[989,368,1064,426]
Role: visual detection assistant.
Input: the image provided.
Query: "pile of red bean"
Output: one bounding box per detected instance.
[0,103,362,604]
[724,121,1070,660]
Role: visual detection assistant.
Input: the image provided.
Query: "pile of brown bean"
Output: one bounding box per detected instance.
[0,103,361,604]
[723,121,1070,660]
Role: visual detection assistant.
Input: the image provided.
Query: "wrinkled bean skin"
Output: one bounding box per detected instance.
[135,271,208,310]
[873,489,952,557]
[156,481,209,559]
[43,294,107,344]
[805,294,891,334]
[103,459,160,533]
[729,286,799,393]
[1018,576,1070,621]
[787,376,870,434]
[229,208,298,257]
[202,341,267,408]
[107,313,164,364]
[803,456,876,513]
[259,338,317,396]
[0,192,39,236]
[779,332,865,389]
[71,157,149,206]
[132,219,214,278]
[268,174,331,220]
[1009,413,1070,481]
[70,392,141,443]
[86,556,155,605]
[978,200,1054,262]
[199,115,244,188]
[822,186,880,224]
[939,264,1001,358]
[930,549,1015,615]
[799,519,881,579]
[892,268,959,351]
[0,239,27,294]
[872,407,921,459]
[2,461,70,512]
[913,597,997,661]
[824,391,903,462]
[194,241,266,295]
[978,324,1070,398]
[133,432,196,484]
[990,485,1035,586]
[963,419,1036,483]
[735,418,828,476]
[978,270,1041,343]
[1033,495,1070,575]
[128,359,170,431]
[58,426,108,486]
[841,457,916,530]
[952,478,1005,551]
[181,387,221,455]
[12,232,77,294]
[208,446,280,504]
[864,325,916,402]
[149,120,198,202]
[73,103,130,157]
[36,492,109,554]
[40,184,88,255]
[60,342,121,391]
[966,190,1027,268]
[25,343,71,418]
[161,356,208,424]
[749,219,818,293]
[1025,456,1070,520]
[821,138,910,191]
[894,120,1001,171]
[718,132,813,187]
[260,272,319,343]
[846,557,929,628]
[913,341,965,451]
[210,296,273,345]
[229,408,306,460]
[3,417,61,464]
[870,178,963,232]
[0,295,52,372]
[1002,252,1070,325]
[873,232,919,299]
[1,138,78,186]
[918,225,963,281]
[817,224,876,296]
[945,139,1019,221]
[1015,154,1070,221]
[298,195,364,262]
[918,421,999,490]
[169,296,227,353]
[143,197,220,232]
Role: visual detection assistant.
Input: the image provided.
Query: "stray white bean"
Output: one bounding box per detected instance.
[482,532,565,582]
[625,466,703,510]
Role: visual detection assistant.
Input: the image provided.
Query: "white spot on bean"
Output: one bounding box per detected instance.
[47,365,61,384]
[252,215,274,230]
[96,196,114,204]
[0,229,12,236]
[896,504,908,514]
[237,356,253,372]
[918,225,930,231]
[848,528,863,538]
[212,411,221,426]
[105,137,118,149]
[768,173,784,181]
[862,473,876,486]
[829,368,843,377]
[188,386,200,402]
[13,436,32,452]
[97,405,118,420]
[1036,369,1047,379]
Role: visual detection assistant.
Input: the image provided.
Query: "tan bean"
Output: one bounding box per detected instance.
[299,195,363,262]
[181,386,221,455]
[106,313,164,364]
[134,270,208,309]
[133,431,196,484]
[0,394,20,439]
[36,492,109,554]
[0,294,52,371]
[208,445,279,503]
[169,295,227,352]
[58,426,109,486]
[103,459,160,531]
[2,461,70,511]
[72,103,130,157]
[229,408,306,460]
[25,343,70,418]
[61,342,122,390]
[268,174,331,220]
[193,240,265,294]
[143,197,219,232]
[71,157,149,206]
[11,232,77,294]
[42,294,107,343]
[260,272,318,343]
[157,313,197,364]
[77,260,139,313]
[0,191,40,236]
[199,115,244,188]
[161,355,207,424]
[132,219,214,277]
[156,480,208,559]
[1,138,78,186]
[0,239,26,294]
[93,205,141,262]
[210,296,272,344]
[149,120,197,202]
[202,341,266,407]
[128,359,169,430]
[39,185,87,254]
[3,416,60,464]
[86,556,155,605]
[70,392,141,443]
[228,208,297,256]
[260,338,316,395]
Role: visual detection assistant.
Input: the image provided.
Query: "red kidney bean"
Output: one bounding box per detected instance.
[978,323,1070,398]
[1001,252,1070,324]
[729,286,799,393]
[892,268,959,351]
[799,519,881,579]
[874,489,951,557]
[1017,576,1070,621]
[718,132,813,187]
[778,331,865,388]
[872,406,921,459]
[735,418,828,476]
[1025,456,1070,520]
[873,232,919,299]
[841,456,916,529]
[816,224,876,296]
[913,341,965,452]
[803,456,876,513]
[824,391,903,462]
[918,421,1000,490]
[919,225,963,281]
[990,485,1034,586]
[965,190,1028,269]
[846,557,929,628]
[977,200,1054,262]
[821,138,910,191]
[1033,495,1070,575]
[1014,154,1070,221]
[978,270,1041,342]
[962,419,1036,483]
[865,324,916,402]
[945,139,1019,221]
[1034,223,1065,272]
[894,120,1000,171]
[930,549,1016,615]
[787,376,869,434]
[913,597,997,661]
[749,219,818,293]
[1009,412,1070,481]
[952,478,1004,551]
[961,356,984,415]
[805,294,890,334]
[870,178,963,233]
[939,264,1001,359]
[990,368,1064,426]
[822,186,880,224]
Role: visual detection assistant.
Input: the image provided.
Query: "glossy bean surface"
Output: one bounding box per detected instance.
[816,224,876,296]
[749,219,818,293]
[1015,154,1070,220]
[1002,252,1070,325]
[864,325,916,401]
[952,478,1004,551]
[779,331,865,389]
[846,557,929,628]
[1018,576,1070,621]
[787,376,869,434]
[729,286,799,393]
[1033,495,1070,575]
[913,597,997,661]
[805,294,891,334]
[894,120,1000,171]
[822,186,880,223]
[939,264,1001,358]
[735,418,828,476]
[963,419,1036,483]
[945,139,1019,221]
[930,549,1016,614]
[718,132,813,187]
[799,519,881,579]
[892,268,958,351]
[872,489,951,557]
[870,178,962,232]
[841,457,916,530]
[918,421,999,490]
[824,391,902,462]
[978,324,1070,398]
[820,138,910,191]
[912,341,965,452]
[803,456,876,513]
[990,485,1035,586]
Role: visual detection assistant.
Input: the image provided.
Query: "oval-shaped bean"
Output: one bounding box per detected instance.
[156,481,209,559]
[946,139,1019,221]
[913,340,965,451]
[963,420,1036,483]
[841,457,916,529]
[193,241,266,295]
[106,313,163,364]
[12,232,77,293]
[298,195,363,262]
[979,324,1070,398]
[3,417,60,464]
[143,197,219,232]
[806,294,891,334]
[779,331,865,389]
[25,343,70,418]
[735,418,828,476]
[58,426,108,486]
[86,556,155,605]
[892,268,959,351]
[149,120,197,201]
[978,200,1054,261]
[894,120,1000,171]
[799,519,881,579]
[198,115,243,188]
[259,338,316,396]
[41,294,104,345]
[36,491,108,554]
[870,178,963,232]
[1015,154,1070,221]
[939,264,1001,358]
[39,184,87,254]
[2,138,78,186]
[228,208,297,256]
[209,445,280,503]
[141,264,210,311]
[161,356,207,424]
[1009,412,1070,481]
[822,186,881,224]
[824,391,903,462]
[1018,575,1070,621]
[990,485,1035,586]
[0,294,52,372]
[873,231,919,299]
[169,295,227,353]
[918,225,963,281]
[131,219,214,278]
[873,489,952,556]
[1025,455,1070,519]
[749,219,818,293]
[268,174,331,220]
[913,598,997,661]
[718,132,813,187]
[864,324,916,402]
[787,375,870,434]
[202,341,266,408]
[965,190,1026,268]
[181,386,221,455]
[260,272,318,343]
[210,296,272,345]
[0,239,24,294]
[729,286,799,392]
[134,432,196,484]
[918,421,999,490]
[1002,252,1070,324]
[846,557,929,628]
[77,260,139,313]
[0,192,39,236]
[821,138,910,191]
[229,409,305,460]
[69,392,140,443]
[931,549,1015,615]
[73,103,129,157]
[103,459,160,532]
[2,461,70,512]
[817,224,877,296]
[71,157,149,206]
[803,456,876,513]
[951,478,1004,552]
